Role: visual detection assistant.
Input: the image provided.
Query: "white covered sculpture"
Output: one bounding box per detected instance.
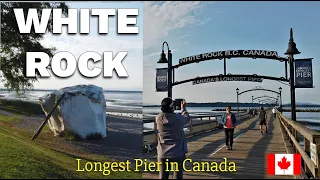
[39,85,107,139]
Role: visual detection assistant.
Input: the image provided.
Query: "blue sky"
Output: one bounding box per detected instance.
[32,2,143,91]
[143,1,320,105]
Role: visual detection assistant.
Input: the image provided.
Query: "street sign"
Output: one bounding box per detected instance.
[295,58,313,88]
[156,68,168,92]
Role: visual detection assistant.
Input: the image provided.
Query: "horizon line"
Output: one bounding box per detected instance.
[0,88,142,92]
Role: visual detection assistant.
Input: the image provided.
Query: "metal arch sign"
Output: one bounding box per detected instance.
[192,76,263,85]
[179,50,286,66]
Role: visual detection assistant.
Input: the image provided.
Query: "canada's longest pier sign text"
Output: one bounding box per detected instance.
[193,76,263,85]
[179,50,285,66]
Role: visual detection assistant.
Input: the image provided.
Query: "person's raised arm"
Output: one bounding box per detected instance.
[180,100,191,125]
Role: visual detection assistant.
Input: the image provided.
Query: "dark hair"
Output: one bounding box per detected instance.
[226,106,231,109]
[261,107,264,110]
[161,98,174,113]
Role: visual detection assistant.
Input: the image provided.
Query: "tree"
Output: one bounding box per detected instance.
[0,2,68,93]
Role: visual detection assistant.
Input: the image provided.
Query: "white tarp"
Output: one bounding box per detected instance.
[39,85,107,139]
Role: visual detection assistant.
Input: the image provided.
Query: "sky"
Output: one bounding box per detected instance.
[143,1,320,105]
[9,2,143,91]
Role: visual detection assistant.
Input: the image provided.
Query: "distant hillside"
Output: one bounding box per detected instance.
[144,102,320,107]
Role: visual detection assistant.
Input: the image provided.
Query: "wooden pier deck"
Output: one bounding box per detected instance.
[143,112,293,179]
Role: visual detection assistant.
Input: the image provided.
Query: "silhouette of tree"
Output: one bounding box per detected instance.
[0,2,68,93]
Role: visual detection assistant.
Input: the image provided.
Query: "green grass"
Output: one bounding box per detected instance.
[63,131,84,141]
[0,115,142,179]
[0,114,21,123]
[61,131,104,141]
[0,99,44,116]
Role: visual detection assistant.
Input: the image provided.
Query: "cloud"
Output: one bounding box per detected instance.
[143,1,213,101]
[35,24,143,90]
[144,48,179,58]
[42,31,142,57]
[176,34,191,40]
[143,1,211,50]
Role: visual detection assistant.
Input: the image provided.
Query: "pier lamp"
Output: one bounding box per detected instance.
[158,42,173,98]
[284,28,300,121]
[279,87,282,113]
[251,96,254,109]
[236,88,239,113]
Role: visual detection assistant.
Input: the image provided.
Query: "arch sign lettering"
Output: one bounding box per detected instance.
[155,49,290,92]
[193,76,263,85]
[178,50,287,67]
[169,49,289,87]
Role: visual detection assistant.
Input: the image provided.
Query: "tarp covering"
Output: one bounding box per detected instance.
[39,85,107,139]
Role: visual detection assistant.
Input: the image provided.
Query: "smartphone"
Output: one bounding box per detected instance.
[174,98,184,110]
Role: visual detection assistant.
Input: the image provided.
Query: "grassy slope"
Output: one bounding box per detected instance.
[0,99,44,116]
[0,113,141,179]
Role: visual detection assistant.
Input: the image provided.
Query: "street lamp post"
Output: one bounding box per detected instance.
[252,96,254,109]
[158,42,173,98]
[236,88,239,113]
[279,87,282,113]
[284,28,300,121]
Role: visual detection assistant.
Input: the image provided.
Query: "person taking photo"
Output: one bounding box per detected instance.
[156,98,190,179]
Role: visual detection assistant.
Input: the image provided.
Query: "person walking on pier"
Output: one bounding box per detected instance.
[156,98,190,179]
[272,107,277,119]
[222,106,237,150]
[259,107,268,134]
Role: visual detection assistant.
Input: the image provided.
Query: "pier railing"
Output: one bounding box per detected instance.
[143,111,251,150]
[277,110,320,179]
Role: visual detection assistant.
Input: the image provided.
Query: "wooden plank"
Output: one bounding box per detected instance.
[142,113,293,179]
[280,119,317,177]
[278,115,309,179]
[279,113,320,143]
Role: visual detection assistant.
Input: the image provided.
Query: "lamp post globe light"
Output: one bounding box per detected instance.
[158,42,172,98]
[284,28,300,121]
[251,96,254,109]
[236,88,239,113]
[279,87,282,113]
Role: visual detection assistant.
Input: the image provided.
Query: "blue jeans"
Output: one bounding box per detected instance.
[158,155,186,179]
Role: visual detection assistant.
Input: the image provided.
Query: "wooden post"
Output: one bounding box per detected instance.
[314,137,320,178]
[304,137,312,176]
[31,93,66,141]
[294,130,298,152]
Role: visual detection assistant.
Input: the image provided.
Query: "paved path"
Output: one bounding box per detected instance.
[143,113,292,179]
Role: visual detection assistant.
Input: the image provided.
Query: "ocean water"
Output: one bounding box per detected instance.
[0,90,142,113]
[143,106,320,131]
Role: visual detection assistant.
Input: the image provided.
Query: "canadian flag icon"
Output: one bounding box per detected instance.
[267,154,301,175]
